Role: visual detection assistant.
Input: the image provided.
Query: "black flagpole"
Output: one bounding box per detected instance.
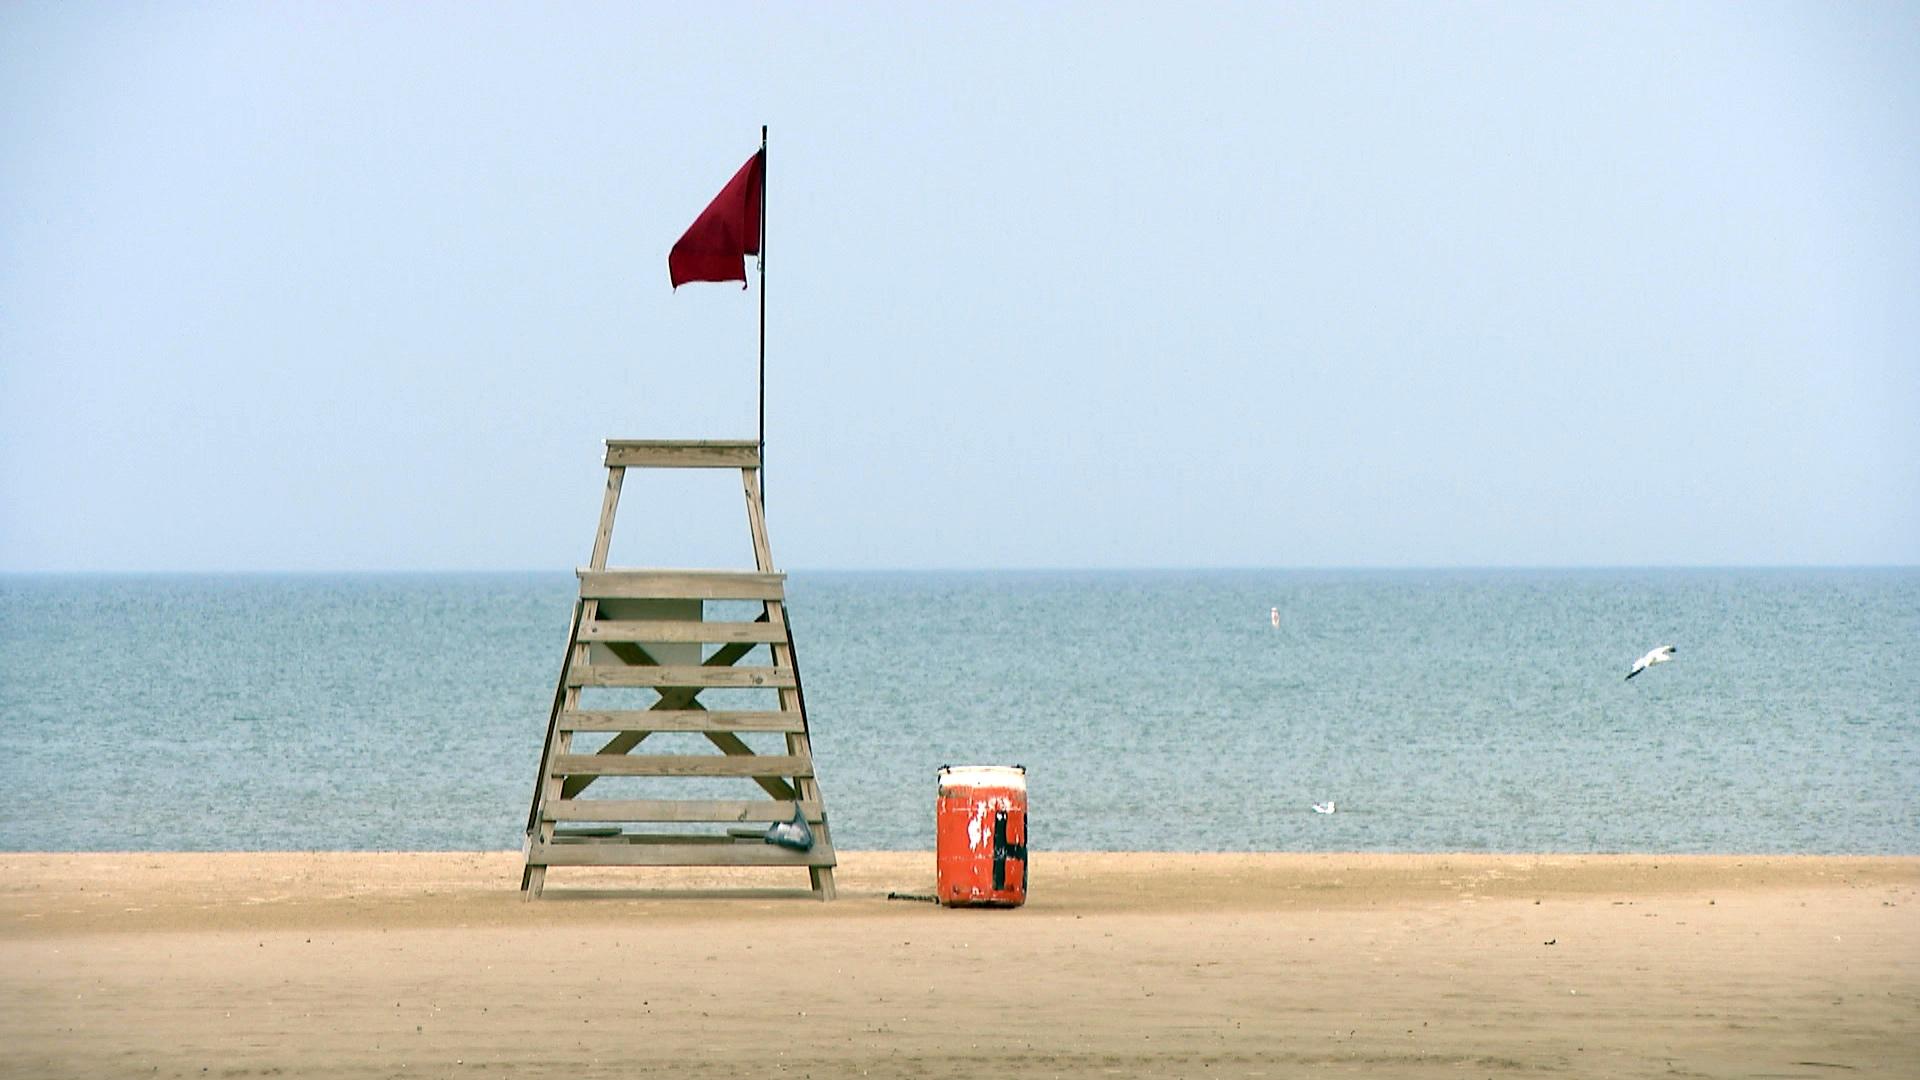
[758,124,768,509]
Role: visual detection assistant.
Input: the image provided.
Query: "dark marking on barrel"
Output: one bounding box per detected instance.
[992,809,1026,891]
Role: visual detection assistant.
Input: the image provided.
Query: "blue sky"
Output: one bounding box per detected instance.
[2,3,1915,571]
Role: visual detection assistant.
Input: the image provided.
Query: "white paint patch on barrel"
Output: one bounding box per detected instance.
[965,795,1017,847]
[938,765,1026,794]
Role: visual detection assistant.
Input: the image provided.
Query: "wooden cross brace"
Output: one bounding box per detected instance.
[559,620,796,802]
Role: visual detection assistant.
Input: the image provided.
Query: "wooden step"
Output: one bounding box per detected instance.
[552,825,622,838]
[528,840,836,868]
[550,833,747,845]
[550,753,813,778]
[577,569,785,601]
[603,440,761,469]
[545,799,825,823]
[581,620,787,645]
[566,665,795,689]
[558,709,802,733]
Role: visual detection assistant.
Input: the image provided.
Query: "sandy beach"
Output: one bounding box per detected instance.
[2,851,1914,1078]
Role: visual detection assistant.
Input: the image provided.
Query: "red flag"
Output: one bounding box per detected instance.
[668,150,763,289]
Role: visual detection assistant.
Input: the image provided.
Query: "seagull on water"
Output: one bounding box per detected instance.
[1312,801,1336,815]
[1626,645,1676,681]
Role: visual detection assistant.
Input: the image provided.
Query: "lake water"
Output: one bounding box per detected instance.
[1,569,1914,853]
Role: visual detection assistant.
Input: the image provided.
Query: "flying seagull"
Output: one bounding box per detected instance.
[1312,801,1336,815]
[1626,645,1676,680]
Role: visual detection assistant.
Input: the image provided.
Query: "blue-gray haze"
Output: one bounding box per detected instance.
[3,5,1917,572]
[3,571,1913,854]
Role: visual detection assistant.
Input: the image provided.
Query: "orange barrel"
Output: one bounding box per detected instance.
[935,765,1028,908]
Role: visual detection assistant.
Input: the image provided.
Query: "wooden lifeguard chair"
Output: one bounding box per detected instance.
[520,439,835,899]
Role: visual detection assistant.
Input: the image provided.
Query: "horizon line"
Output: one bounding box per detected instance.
[3,563,1916,576]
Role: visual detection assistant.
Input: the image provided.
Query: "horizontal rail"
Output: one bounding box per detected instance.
[577,570,785,601]
[581,620,787,645]
[553,832,738,845]
[566,665,795,689]
[528,841,835,868]
[545,799,825,823]
[550,753,813,778]
[604,440,761,469]
[558,710,802,733]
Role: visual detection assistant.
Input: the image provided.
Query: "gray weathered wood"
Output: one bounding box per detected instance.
[552,833,742,845]
[559,709,801,732]
[525,467,628,898]
[566,664,795,689]
[702,729,797,800]
[557,636,760,799]
[576,569,786,601]
[604,440,761,469]
[588,468,626,571]
[523,599,585,839]
[529,840,836,868]
[581,620,787,644]
[551,753,812,778]
[741,465,837,900]
[523,450,834,898]
[546,799,825,823]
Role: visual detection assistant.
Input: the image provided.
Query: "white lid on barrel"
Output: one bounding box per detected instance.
[938,765,1026,793]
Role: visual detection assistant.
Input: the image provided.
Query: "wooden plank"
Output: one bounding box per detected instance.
[523,599,585,839]
[526,465,629,898]
[604,440,761,469]
[590,601,701,667]
[577,570,785,601]
[559,710,801,733]
[547,799,824,823]
[551,753,812,778]
[529,840,836,868]
[581,620,787,644]
[552,833,740,845]
[567,664,794,689]
[742,465,838,899]
[526,449,838,897]
[558,636,761,799]
[563,605,799,800]
[589,470,627,572]
[743,467,776,572]
[700,730,794,795]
